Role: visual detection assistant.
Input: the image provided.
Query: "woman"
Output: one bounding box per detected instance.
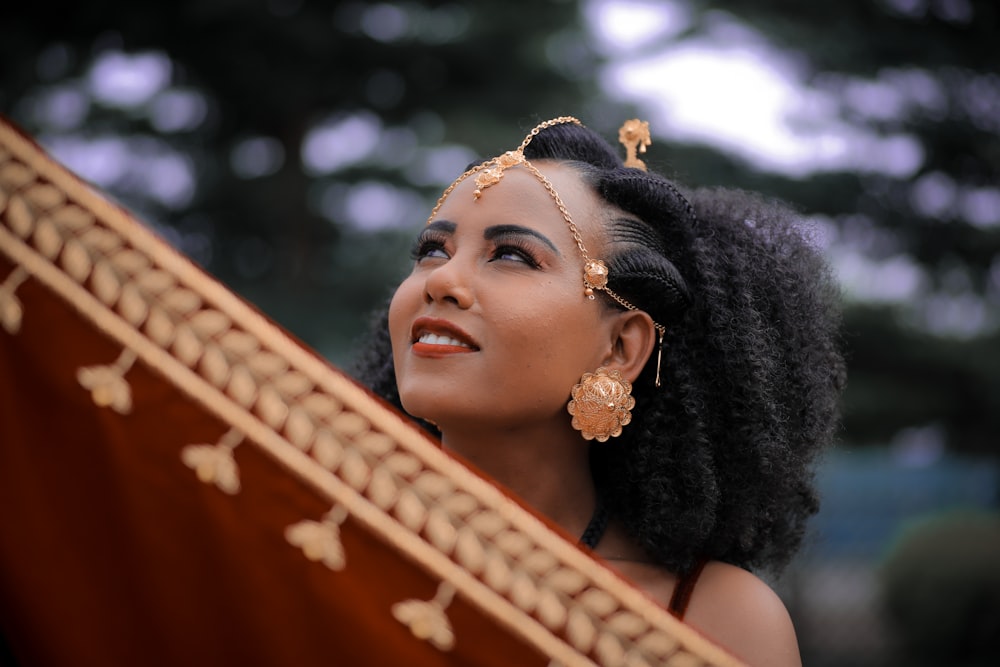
[352,117,846,666]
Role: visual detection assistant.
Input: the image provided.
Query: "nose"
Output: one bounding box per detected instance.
[423,257,474,309]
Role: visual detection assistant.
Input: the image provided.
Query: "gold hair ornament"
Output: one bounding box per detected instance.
[619,119,652,171]
[426,117,668,385]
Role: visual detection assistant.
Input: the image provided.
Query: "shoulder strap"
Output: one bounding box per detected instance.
[668,558,709,620]
[578,499,609,549]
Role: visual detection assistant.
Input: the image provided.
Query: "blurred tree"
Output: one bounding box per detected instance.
[675,0,999,285]
[1,0,997,458]
[637,0,1000,458]
[0,0,623,361]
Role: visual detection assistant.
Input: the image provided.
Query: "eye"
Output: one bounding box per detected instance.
[410,237,449,262]
[490,243,540,268]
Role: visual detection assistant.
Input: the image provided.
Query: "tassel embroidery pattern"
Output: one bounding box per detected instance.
[181,427,243,495]
[285,505,349,571]
[77,348,138,415]
[392,581,457,652]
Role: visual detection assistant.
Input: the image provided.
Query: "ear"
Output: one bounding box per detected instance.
[600,310,658,384]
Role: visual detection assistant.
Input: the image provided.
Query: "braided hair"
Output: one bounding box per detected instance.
[351,120,846,576]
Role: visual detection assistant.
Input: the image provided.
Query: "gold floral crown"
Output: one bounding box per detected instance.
[425,117,667,381]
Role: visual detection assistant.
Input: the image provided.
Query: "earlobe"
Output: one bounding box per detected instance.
[601,310,658,384]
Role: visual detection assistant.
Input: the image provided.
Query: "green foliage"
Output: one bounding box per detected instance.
[675,0,1000,288]
[880,511,1000,665]
[843,305,1000,454]
[0,0,622,365]
[1,0,997,452]
[662,1,1000,456]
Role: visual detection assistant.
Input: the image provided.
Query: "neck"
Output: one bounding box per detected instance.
[440,420,596,540]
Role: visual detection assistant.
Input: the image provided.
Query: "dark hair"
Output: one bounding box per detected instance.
[351,120,846,576]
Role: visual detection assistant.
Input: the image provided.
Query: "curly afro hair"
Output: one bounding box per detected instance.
[351,119,846,577]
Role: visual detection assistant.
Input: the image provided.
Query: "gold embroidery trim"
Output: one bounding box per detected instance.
[0,265,27,333]
[0,118,744,667]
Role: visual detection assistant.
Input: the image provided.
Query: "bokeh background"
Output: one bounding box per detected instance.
[2,1,998,665]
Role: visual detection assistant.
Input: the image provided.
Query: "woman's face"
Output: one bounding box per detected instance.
[388,162,619,433]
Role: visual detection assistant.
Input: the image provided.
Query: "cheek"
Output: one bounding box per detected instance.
[388,277,421,348]
[498,295,598,369]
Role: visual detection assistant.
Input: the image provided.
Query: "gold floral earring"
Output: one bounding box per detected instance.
[567,368,635,442]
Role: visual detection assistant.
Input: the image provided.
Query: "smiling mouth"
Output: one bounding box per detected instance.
[411,334,478,357]
[416,332,475,349]
[410,317,480,353]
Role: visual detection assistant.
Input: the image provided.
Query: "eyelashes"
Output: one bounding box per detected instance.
[409,236,447,261]
[489,238,541,268]
[409,232,542,269]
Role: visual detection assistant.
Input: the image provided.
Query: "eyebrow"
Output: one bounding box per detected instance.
[424,220,561,255]
[425,220,457,234]
[484,224,560,255]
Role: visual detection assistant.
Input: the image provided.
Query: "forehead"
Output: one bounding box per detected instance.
[432,161,607,249]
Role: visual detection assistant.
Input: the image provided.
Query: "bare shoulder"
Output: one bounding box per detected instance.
[683,561,802,667]
[596,526,800,667]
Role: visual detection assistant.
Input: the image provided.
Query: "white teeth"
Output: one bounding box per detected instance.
[418,332,471,348]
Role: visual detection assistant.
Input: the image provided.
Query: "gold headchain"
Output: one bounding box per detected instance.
[425,117,668,382]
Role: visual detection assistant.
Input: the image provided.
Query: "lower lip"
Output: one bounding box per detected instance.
[412,342,477,358]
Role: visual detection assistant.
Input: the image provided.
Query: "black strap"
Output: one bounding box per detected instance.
[668,558,709,620]
[578,499,609,549]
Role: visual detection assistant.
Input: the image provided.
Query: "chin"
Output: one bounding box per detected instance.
[397,387,447,424]
[399,392,482,432]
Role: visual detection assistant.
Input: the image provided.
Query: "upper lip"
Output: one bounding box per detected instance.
[410,317,480,349]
